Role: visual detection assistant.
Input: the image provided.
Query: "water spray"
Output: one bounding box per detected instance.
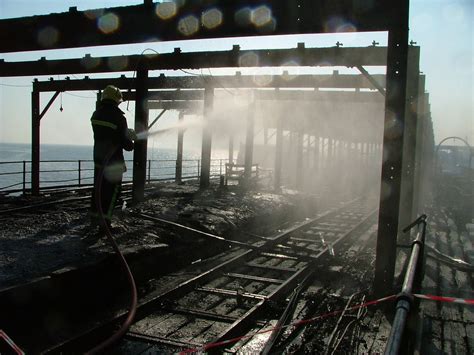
[135,120,205,141]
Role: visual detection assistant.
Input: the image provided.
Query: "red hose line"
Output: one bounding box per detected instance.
[85,156,138,354]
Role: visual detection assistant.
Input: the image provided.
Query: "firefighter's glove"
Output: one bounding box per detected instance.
[126,128,137,141]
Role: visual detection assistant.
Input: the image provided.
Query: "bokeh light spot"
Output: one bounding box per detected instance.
[155,2,177,20]
[37,26,59,48]
[381,181,392,200]
[81,55,102,70]
[251,5,272,27]
[202,8,223,29]
[235,7,252,27]
[107,56,129,71]
[98,13,120,34]
[238,52,259,67]
[253,74,273,87]
[84,9,104,20]
[324,16,357,32]
[178,15,199,36]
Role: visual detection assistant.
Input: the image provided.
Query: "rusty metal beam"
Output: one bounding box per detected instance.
[147,109,167,130]
[0,1,392,54]
[374,0,410,295]
[0,46,388,77]
[355,65,386,96]
[39,91,61,120]
[132,61,149,204]
[32,74,386,92]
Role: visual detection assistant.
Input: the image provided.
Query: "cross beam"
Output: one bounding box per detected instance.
[0,46,388,77]
[0,1,394,53]
[32,73,386,92]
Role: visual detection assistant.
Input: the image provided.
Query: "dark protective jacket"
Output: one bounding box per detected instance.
[91,99,134,171]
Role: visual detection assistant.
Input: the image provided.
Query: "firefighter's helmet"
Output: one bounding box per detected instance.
[101,85,123,104]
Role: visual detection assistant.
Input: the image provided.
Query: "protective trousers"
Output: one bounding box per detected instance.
[90,165,122,227]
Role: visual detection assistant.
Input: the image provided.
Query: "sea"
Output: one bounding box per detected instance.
[0,142,229,193]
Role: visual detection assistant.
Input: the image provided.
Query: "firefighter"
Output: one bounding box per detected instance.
[88,85,136,237]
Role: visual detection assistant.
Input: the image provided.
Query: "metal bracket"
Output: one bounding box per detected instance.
[355,65,386,97]
[147,109,167,130]
[39,91,61,120]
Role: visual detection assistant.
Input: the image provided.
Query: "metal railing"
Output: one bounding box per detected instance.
[385,214,427,355]
[0,158,232,195]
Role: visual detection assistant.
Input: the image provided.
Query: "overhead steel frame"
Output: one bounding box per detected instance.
[32,73,386,193]
[1,0,414,293]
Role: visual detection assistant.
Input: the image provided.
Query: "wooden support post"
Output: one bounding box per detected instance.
[306,134,312,169]
[228,135,234,165]
[200,85,214,188]
[175,111,184,183]
[295,130,304,188]
[374,0,410,295]
[31,89,40,195]
[132,61,149,203]
[400,46,421,231]
[313,136,320,172]
[413,76,426,214]
[244,95,256,181]
[274,114,283,191]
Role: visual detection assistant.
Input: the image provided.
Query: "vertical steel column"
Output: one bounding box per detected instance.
[306,135,312,169]
[374,0,410,295]
[327,138,334,171]
[295,130,304,188]
[399,46,421,235]
[132,61,149,203]
[413,76,426,213]
[244,95,256,181]
[31,89,40,195]
[274,114,283,191]
[175,111,184,184]
[313,136,320,171]
[200,85,214,188]
[228,135,234,165]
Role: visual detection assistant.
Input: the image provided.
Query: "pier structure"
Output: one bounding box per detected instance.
[0,0,438,333]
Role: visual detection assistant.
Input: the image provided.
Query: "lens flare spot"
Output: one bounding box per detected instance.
[238,52,259,67]
[178,15,199,36]
[381,181,392,200]
[253,74,273,87]
[37,26,59,48]
[81,55,102,70]
[324,16,357,32]
[84,9,104,20]
[251,5,272,27]
[98,13,120,34]
[202,8,223,29]
[386,112,403,139]
[155,1,177,20]
[235,7,252,27]
[107,56,129,71]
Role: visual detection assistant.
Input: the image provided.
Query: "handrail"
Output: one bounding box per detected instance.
[0,158,229,194]
[385,214,427,355]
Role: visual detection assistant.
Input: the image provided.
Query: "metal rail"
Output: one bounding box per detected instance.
[6,198,376,354]
[385,215,427,355]
[67,200,374,352]
[0,158,229,194]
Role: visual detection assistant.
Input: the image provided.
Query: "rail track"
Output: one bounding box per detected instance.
[41,197,378,354]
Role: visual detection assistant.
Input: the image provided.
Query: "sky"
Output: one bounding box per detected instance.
[0,0,472,150]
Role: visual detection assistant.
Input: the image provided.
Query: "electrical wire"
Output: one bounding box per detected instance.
[0,82,31,87]
[64,92,96,99]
